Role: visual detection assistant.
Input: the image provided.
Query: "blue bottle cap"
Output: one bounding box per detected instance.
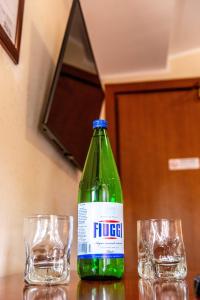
[93,119,108,129]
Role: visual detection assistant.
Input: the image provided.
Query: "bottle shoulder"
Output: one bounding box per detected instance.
[78,178,123,204]
[79,177,122,191]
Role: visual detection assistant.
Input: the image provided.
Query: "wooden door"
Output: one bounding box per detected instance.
[106,79,200,273]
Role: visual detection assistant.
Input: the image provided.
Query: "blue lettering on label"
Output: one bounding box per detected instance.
[94,220,123,239]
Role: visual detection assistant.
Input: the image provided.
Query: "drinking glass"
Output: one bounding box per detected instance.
[137,219,187,279]
[24,215,73,285]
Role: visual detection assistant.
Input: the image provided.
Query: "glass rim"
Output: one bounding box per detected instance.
[24,214,73,221]
[137,218,182,223]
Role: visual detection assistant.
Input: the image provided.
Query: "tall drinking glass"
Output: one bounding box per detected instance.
[137,219,187,279]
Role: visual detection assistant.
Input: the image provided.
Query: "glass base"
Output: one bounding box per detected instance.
[24,261,70,285]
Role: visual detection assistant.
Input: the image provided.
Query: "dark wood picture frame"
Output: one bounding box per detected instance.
[0,0,25,64]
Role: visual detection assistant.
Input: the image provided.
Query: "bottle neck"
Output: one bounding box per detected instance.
[93,127,107,136]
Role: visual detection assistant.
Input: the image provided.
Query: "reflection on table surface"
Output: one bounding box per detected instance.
[23,280,125,300]
[23,279,189,300]
[77,280,125,300]
[0,271,198,299]
[23,285,69,300]
[139,279,188,300]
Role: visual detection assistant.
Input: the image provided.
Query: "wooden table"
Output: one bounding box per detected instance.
[0,271,199,299]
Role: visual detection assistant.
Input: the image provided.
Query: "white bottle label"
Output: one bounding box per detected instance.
[78,202,124,259]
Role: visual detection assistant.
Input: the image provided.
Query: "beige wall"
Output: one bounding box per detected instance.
[0,0,82,277]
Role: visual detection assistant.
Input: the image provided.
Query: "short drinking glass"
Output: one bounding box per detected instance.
[137,219,187,279]
[24,215,73,285]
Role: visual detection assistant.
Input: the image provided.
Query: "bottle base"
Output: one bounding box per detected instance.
[80,275,123,281]
[77,257,124,281]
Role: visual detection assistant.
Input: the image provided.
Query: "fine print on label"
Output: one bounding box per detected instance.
[78,202,124,259]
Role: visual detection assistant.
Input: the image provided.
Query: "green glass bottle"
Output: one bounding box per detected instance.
[77,119,124,280]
